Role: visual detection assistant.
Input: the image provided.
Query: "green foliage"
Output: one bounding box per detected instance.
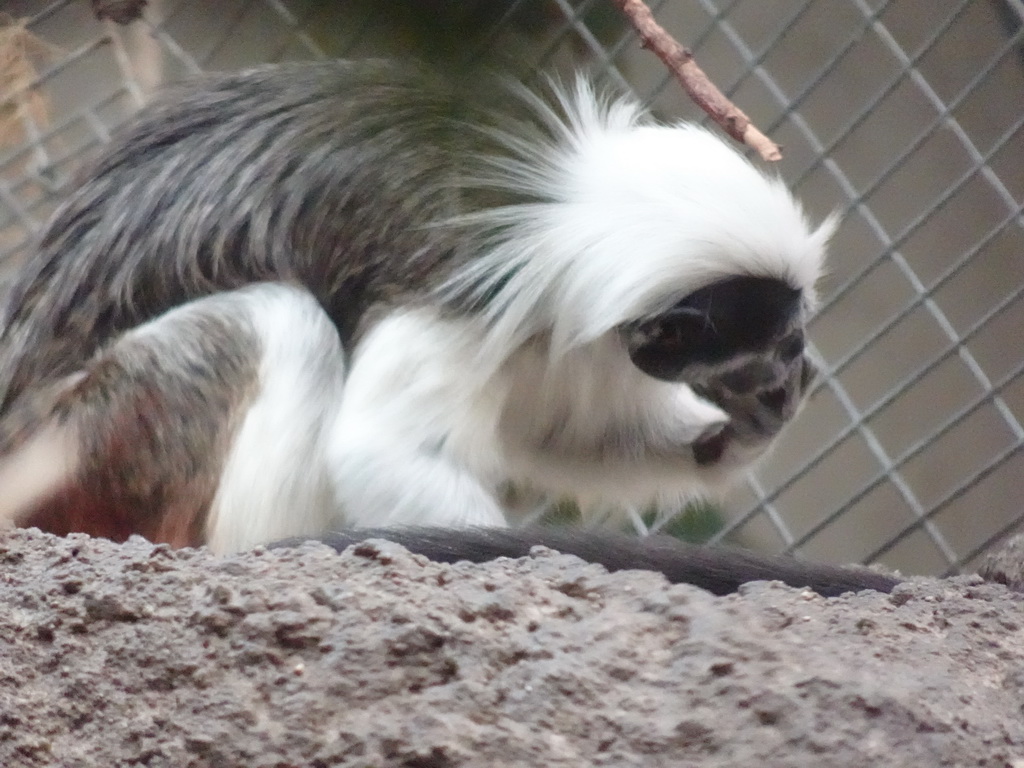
[536,498,725,544]
[301,0,625,77]
[639,500,724,544]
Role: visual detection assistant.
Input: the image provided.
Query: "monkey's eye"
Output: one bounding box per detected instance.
[624,307,717,381]
[635,307,714,349]
[621,275,804,383]
[778,330,805,362]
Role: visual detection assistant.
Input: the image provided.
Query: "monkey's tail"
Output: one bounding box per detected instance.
[270,526,901,597]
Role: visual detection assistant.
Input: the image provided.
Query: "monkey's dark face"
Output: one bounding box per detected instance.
[622,275,816,464]
[623,276,803,380]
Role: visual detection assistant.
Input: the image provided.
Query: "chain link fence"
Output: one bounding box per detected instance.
[1,0,1022,576]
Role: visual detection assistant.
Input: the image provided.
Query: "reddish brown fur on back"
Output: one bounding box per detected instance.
[2,305,261,549]
[18,489,207,548]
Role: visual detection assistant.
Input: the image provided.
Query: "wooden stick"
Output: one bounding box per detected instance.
[611,0,782,162]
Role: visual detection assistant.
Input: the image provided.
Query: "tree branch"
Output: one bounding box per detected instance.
[611,0,782,162]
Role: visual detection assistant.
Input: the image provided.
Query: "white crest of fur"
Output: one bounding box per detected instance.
[447,78,835,364]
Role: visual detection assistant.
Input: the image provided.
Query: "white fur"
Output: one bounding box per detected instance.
[205,284,347,553]
[328,307,754,529]
[327,311,509,528]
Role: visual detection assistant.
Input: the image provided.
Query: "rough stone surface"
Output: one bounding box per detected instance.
[1,527,1023,768]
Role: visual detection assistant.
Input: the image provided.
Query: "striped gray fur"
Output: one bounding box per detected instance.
[0,60,522,416]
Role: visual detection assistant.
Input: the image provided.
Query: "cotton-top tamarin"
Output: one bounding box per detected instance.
[0,60,896,595]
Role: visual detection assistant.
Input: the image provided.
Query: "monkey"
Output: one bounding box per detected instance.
[0,59,897,595]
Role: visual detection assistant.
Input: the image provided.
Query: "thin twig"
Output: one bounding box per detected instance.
[611,0,782,162]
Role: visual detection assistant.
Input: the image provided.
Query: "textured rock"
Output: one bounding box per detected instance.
[0,528,1022,767]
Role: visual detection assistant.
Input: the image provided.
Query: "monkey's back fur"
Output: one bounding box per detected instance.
[0,60,515,415]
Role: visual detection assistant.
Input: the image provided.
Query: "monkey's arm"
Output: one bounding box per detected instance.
[270,526,900,597]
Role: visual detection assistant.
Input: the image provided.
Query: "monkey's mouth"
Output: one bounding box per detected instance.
[690,357,817,467]
[692,424,733,466]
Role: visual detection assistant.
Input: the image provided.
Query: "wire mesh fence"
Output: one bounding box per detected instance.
[0,0,1021,576]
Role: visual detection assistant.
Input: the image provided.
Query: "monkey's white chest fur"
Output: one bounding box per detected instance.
[207,284,745,552]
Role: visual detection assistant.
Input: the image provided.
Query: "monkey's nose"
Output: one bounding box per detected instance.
[694,351,812,449]
[716,360,779,394]
[756,384,789,418]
